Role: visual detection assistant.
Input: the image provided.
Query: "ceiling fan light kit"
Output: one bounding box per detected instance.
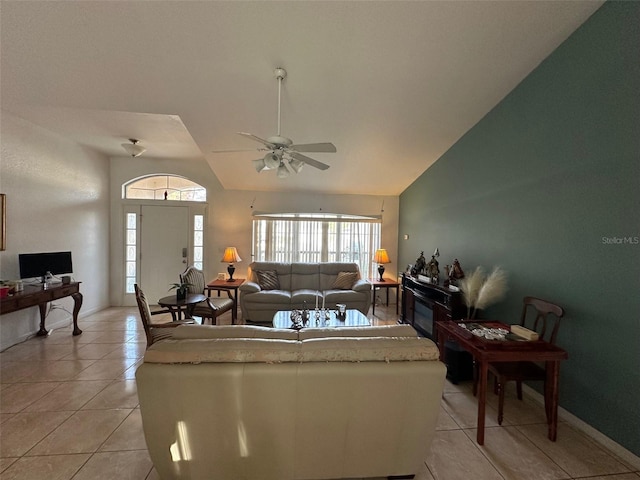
[216,67,337,178]
[263,151,281,169]
[253,158,266,173]
[276,162,290,178]
[121,138,146,157]
[289,157,304,173]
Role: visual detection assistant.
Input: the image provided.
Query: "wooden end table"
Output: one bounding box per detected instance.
[206,278,244,322]
[369,278,400,315]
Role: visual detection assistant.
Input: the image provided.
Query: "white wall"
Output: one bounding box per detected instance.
[0,112,110,350]
[110,157,399,305]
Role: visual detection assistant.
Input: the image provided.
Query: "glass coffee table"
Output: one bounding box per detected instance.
[272,309,371,329]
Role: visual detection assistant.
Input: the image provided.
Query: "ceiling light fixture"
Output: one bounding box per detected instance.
[263,151,281,169]
[121,138,146,157]
[276,161,290,178]
[288,157,304,173]
[252,158,267,173]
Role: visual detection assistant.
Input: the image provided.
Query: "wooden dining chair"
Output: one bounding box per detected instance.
[134,284,194,347]
[489,296,565,425]
[180,266,234,325]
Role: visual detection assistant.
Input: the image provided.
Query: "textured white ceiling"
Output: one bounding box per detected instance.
[1,1,603,195]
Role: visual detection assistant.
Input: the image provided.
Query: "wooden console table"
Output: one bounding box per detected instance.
[436,320,567,445]
[0,282,83,336]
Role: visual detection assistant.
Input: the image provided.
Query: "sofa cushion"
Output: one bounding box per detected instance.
[298,324,418,340]
[291,263,320,290]
[249,262,293,291]
[248,289,292,304]
[291,289,322,307]
[299,337,441,362]
[145,338,301,363]
[144,336,440,364]
[324,289,368,305]
[332,271,359,289]
[256,270,280,290]
[172,324,298,340]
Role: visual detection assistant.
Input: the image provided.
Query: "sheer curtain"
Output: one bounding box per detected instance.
[253,214,381,278]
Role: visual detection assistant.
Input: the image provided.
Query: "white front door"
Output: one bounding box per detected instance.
[140,205,189,305]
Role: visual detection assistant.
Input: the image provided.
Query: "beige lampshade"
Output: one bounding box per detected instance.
[374,248,390,264]
[221,247,242,264]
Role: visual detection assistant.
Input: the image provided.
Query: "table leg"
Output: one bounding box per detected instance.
[477,360,488,445]
[547,361,561,441]
[185,304,196,320]
[436,332,446,361]
[232,289,238,323]
[395,286,399,315]
[386,287,390,306]
[37,303,48,336]
[372,287,376,315]
[167,307,178,322]
[71,292,83,335]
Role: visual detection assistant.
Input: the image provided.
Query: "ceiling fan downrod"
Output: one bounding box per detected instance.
[275,67,286,137]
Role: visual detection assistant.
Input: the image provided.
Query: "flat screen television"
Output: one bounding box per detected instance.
[18,251,73,280]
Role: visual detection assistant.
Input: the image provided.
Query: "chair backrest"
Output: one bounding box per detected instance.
[134,283,155,347]
[520,296,565,344]
[180,266,206,295]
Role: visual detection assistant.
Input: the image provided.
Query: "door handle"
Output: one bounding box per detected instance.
[182,247,188,264]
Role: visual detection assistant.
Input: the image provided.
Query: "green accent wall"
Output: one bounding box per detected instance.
[399,1,639,456]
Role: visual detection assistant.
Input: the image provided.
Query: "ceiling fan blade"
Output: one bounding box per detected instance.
[289,151,330,171]
[290,142,337,153]
[237,132,275,149]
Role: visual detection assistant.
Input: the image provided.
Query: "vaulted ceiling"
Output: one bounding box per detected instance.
[1,1,603,195]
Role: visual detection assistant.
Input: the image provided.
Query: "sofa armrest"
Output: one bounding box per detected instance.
[240,281,261,293]
[352,279,372,292]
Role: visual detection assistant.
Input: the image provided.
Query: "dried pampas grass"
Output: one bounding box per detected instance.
[475,267,507,310]
[460,267,485,310]
[459,266,508,318]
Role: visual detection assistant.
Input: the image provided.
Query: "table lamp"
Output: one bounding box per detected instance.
[373,248,391,281]
[221,247,242,282]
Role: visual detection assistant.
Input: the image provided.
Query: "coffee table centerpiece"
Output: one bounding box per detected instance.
[273,308,371,329]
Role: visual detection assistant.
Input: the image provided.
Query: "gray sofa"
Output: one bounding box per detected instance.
[239,262,372,323]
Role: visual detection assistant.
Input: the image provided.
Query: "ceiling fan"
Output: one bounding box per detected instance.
[214,68,337,178]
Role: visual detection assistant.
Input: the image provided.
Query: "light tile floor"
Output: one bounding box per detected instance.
[1,302,638,480]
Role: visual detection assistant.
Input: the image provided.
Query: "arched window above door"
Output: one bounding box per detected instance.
[123,175,206,201]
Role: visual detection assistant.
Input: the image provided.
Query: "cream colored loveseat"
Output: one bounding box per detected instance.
[239,262,372,324]
[136,324,446,480]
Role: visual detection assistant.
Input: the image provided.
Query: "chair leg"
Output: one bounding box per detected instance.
[516,380,523,400]
[497,377,505,425]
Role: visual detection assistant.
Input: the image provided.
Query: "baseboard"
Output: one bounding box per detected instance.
[522,384,640,470]
[0,304,107,351]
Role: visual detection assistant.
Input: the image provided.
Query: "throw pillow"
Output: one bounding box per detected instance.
[256,270,280,290]
[332,271,359,290]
